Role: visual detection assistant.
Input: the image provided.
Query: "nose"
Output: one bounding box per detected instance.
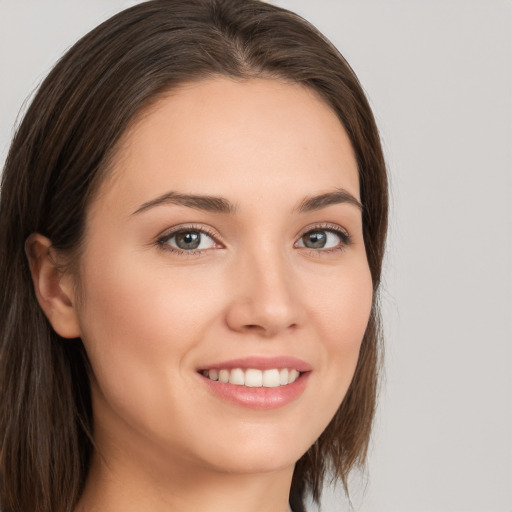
[225,246,304,338]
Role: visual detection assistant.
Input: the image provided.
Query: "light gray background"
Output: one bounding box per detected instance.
[1,1,511,511]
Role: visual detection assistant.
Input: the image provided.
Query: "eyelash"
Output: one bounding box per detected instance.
[295,223,352,255]
[156,224,221,256]
[156,223,352,256]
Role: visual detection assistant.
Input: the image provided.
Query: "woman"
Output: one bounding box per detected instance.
[0,1,387,511]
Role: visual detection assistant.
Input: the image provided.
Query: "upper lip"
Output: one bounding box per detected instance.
[197,356,312,372]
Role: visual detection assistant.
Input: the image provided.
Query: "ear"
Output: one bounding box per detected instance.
[25,233,81,339]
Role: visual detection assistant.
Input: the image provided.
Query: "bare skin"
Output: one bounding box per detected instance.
[28,78,372,512]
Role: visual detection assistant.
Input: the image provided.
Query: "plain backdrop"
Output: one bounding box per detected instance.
[1,1,511,511]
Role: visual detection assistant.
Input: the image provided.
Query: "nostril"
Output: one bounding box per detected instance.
[225,292,303,336]
[241,322,298,337]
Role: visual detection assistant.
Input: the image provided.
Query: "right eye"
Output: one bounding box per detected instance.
[158,228,218,253]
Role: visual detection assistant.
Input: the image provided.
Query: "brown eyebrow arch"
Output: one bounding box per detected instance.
[132,192,236,215]
[296,188,363,213]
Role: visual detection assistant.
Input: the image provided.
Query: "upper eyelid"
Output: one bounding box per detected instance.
[156,224,222,243]
[296,222,351,239]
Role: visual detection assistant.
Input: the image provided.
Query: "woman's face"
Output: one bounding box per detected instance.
[73,78,373,476]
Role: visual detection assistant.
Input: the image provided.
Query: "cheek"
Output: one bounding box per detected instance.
[312,256,373,337]
[75,251,228,444]
[283,258,373,449]
[312,259,373,387]
[78,251,216,351]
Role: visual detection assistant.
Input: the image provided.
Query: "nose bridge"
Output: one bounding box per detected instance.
[226,238,302,336]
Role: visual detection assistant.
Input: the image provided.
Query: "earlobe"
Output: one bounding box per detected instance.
[25,233,81,339]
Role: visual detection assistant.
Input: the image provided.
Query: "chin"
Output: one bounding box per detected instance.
[204,450,301,476]
[190,428,314,476]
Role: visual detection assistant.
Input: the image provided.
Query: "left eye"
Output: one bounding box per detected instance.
[163,230,216,251]
[296,229,345,250]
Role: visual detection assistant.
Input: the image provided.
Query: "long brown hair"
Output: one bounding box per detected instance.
[0,1,388,511]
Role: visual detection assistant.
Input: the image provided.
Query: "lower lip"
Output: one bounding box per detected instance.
[199,372,310,410]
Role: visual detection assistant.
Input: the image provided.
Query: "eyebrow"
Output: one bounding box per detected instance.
[296,188,363,213]
[132,187,362,216]
[132,192,236,215]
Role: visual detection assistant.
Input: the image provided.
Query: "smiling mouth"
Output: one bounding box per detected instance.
[200,368,301,388]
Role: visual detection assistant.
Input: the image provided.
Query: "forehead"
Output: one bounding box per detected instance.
[95,77,360,213]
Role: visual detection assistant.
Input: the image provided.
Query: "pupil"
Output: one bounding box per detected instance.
[304,231,326,249]
[176,231,201,250]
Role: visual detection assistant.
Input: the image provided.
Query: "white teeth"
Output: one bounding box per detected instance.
[288,369,299,384]
[229,368,245,385]
[245,369,263,387]
[203,367,301,387]
[262,369,280,388]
